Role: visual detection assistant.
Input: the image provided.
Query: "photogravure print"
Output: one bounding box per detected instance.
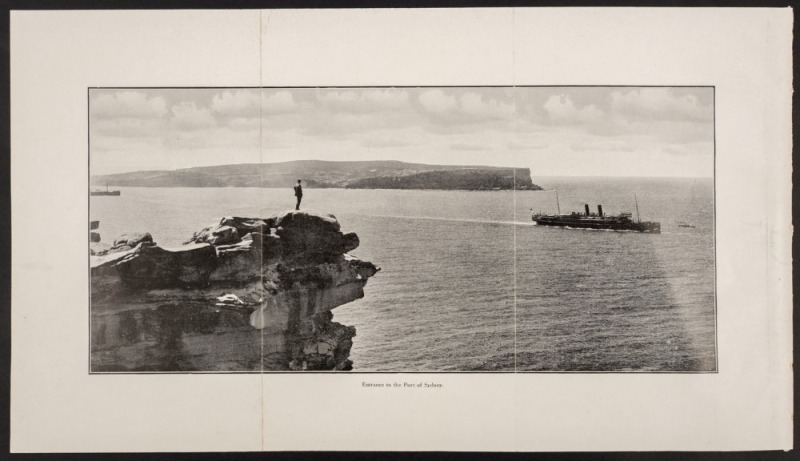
[89,86,716,373]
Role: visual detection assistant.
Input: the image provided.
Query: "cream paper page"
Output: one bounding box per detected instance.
[10,8,793,452]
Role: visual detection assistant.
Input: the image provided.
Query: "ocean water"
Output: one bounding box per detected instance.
[90,176,716,372]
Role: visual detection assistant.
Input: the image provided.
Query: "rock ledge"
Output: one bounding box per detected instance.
[91,210,379,371]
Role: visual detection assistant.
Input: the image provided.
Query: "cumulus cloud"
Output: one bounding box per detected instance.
[91,91,168,119]
[262,91,299,114]
[610,88,712,122]
[418,89,459,115]
[318,89,410,112]
[170,102,215,130]
[543,95,604,124]
[211,90,261,117]
[90,87,714,177]
[210,90,300,121]
[418,89,516,126]
[459,92,515,119]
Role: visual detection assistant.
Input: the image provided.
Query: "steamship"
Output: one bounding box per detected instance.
[90,183,120,196]
[531,192,661,234]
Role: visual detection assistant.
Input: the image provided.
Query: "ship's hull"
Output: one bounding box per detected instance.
[533,217,661,233]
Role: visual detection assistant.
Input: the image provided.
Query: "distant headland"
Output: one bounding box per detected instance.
[91,160,542,191]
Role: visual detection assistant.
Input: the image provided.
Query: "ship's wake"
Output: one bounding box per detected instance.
[365,214,534,227]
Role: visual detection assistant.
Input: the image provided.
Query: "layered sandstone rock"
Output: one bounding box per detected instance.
[90,211,379,371]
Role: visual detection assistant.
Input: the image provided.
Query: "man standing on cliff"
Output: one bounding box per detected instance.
[294,179,303,210]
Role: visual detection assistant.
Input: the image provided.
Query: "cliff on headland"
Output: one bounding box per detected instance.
[90,211,379,371]
[90,160,541,191]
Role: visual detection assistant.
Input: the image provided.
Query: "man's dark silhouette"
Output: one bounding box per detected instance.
[294,179,303,210]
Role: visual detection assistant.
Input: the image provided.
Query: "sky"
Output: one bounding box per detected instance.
[89,87,714,177]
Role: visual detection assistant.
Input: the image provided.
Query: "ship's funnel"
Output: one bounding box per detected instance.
[598,205,603,217]
[584,204,590,216]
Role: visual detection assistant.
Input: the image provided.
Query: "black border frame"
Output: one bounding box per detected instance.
[87,85,718,375]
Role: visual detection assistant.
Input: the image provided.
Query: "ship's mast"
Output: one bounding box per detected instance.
[634,193,641,223]
[555,190,561,215]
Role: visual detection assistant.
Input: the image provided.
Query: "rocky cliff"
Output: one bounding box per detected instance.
[90,211,379,371]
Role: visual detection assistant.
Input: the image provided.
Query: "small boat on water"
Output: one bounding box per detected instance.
[676,221,696,228]
[90,184,120,196]
[531,191,661,234]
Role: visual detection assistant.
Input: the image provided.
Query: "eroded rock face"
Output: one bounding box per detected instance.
[90,210,379,371]
[113,232,153,248]
[274,211,350,263]
[219,216,270,237]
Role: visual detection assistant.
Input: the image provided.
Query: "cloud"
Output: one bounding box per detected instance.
[459,92,515,120]
[170,102,215,130]
[211,90,261,118]
[91,91,168,119]
[418,89,458,115]
[211,90,300,123]
[90,87,714,178]
[318,89,410,112]
[297,109,420,138]
[543,95,604,124]
[418,90,515,122]
[262,91,299,114]
[610,88,712,123]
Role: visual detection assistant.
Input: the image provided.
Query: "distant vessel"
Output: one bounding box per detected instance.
[676,221,696,228]
[531,192,661,234]
[90,184,120,196]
